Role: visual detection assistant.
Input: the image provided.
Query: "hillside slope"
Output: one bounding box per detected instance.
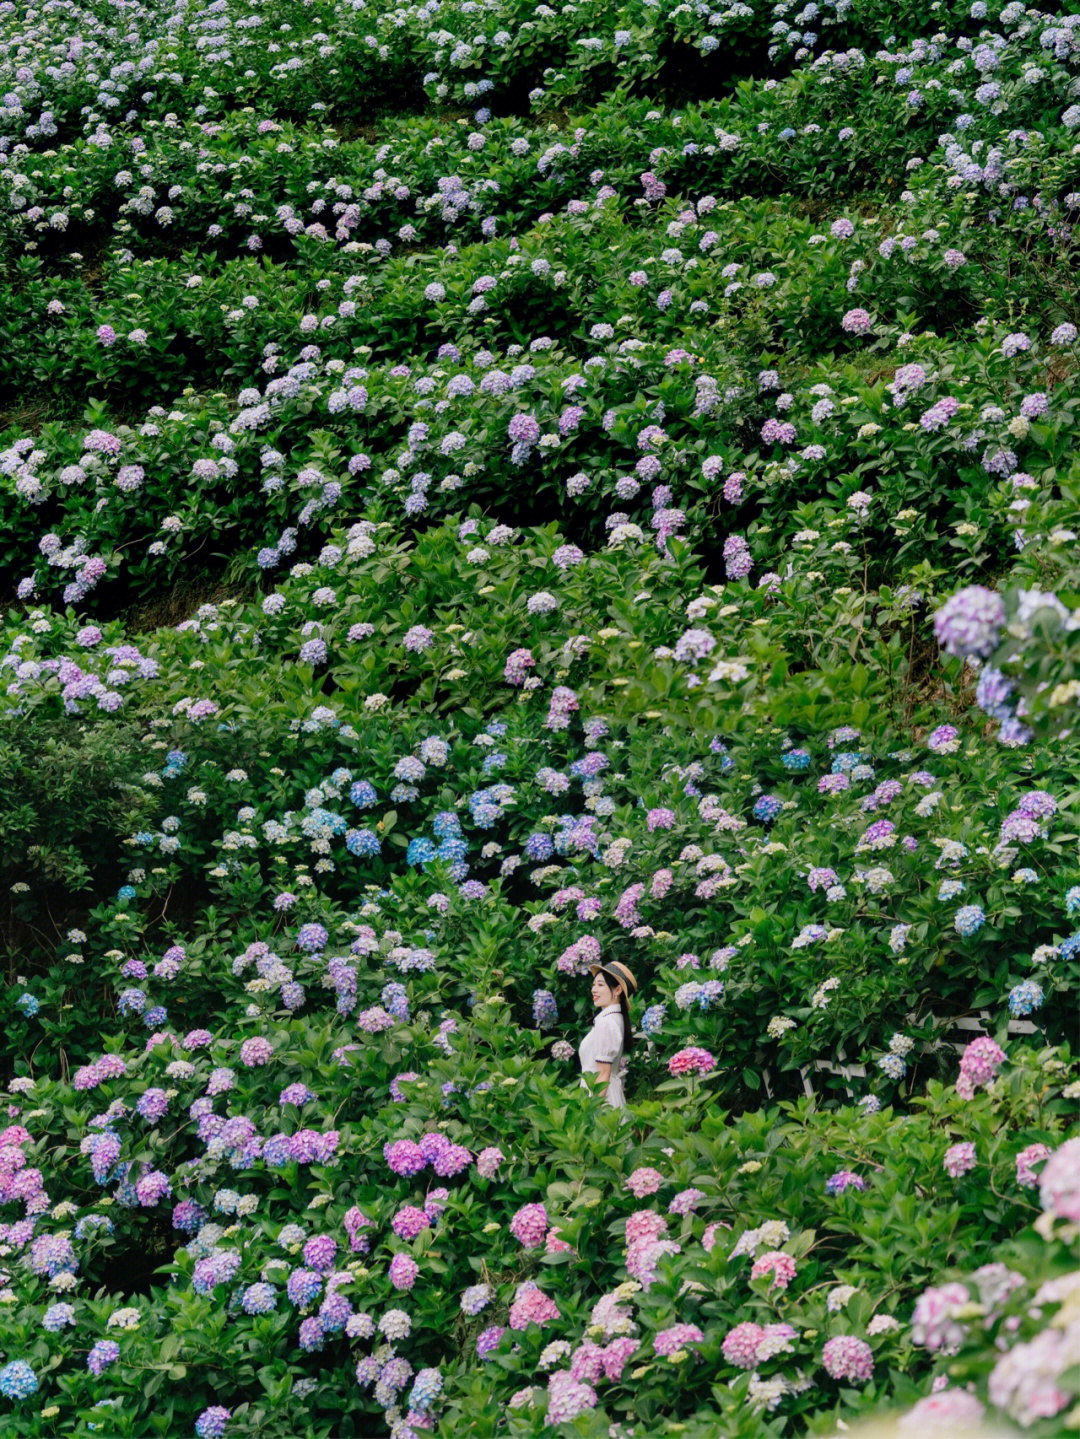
[0,2,1078,1436]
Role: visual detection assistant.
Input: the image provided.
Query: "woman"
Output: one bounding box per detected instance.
[578,961,637,1109]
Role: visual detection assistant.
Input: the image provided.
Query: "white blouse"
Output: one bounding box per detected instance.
[578,1003,626,1109]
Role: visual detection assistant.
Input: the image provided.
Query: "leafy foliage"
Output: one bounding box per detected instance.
[0,1,1078,1437]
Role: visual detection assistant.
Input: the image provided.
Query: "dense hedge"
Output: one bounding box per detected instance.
[0,1,1078,1437]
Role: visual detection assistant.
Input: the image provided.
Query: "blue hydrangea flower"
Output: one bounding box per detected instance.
[407,836,436,867]
[753,794,783,824]
[1008,980,1044,1017]
[408,1368,443,1411]
[118,987,146,1016]
[263,1136,292,1168]
[878,1053,906,1080]
[831,752,867,774]
[195,1407,231,1439]
[955,904,986,937]
[346,829,381,857]
[349,780,377,808]
[675,982,702,1011]
[976,665,1013,719]
[524,832,554,861]
[43,1303,76,1331]
[532,989,558,1030]
[87,1339,119,1375]
[286,1269,322,1307]
[241,1283,277,1315]
[302,806,346,837]
[382,983,409,1020]
[75,1214,114,1240]
[319,1292,352,1332]
[0,1361,38,1399]
[295,923,328,953]
[641,1003,666,1037]
[710,738,735,771]
[432,811,462,840]
[461,1283,493,1315]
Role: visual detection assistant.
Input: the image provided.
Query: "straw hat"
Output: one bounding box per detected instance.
[589,960,638,996]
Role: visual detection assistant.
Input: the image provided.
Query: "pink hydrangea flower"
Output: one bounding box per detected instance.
[602,1336,638,1380]
[546,1370,596,1423]
[569,1341,604,1384]
[650,868,674,898]
[751,1250,797,1290]
[389,1253,418,1290]
[303,1235,337,1272]
[988,1328,1071,1425]
[1039,1136,1080,1222]
[503,648,535,685]
[391,1206,430,1240]
[900,1389,985,1430]
[239,1037,273,1067]
[509,1202,549,1248]
[722,1322,764,1369]
[424,1188,449,1221]
[1015,1142,1051,1189]
[653,1323,704,1356]
[508,1282,560,1330]
[384,1139,426,1177]
[433,1142,471,1178]
[957,1036,1004,1095]
[475,1147,503,1179]
[625,1210,667,1245]
[668,1187,705,1216]
[911,1282,971,1352]
[344,1207,374,1253]
[135,1170,171,1206]
[625,1167,663,1198]
[822,1335,874,1382]
[702,1221,729,1252]
[944,1141,976,1178]
[842,307,872,335]
[625,1236,681,1289]
[668,1047,715,1077]
[757,1323,797,1360]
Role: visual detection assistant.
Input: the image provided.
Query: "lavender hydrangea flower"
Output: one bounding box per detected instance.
[934,586,1006,658]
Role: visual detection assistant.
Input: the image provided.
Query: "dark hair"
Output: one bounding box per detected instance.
[598,968,634,1055]
[617,988,634,1054]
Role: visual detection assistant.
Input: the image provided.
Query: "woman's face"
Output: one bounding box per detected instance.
[591,972,617,1008]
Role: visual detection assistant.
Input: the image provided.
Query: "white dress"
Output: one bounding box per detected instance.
[578,1003,626,1109]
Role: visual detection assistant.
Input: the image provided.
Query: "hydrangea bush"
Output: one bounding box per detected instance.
[0,1,1077,1436]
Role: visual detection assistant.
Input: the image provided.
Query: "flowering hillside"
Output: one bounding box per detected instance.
[1,0,1079,1435]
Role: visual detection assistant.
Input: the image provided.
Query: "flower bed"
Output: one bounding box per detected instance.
[0,0,1078,1435]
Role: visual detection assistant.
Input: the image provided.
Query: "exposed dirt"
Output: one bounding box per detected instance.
[124,577,252,634]
[0,396,54,436]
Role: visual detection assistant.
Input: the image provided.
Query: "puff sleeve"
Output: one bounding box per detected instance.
[591,1012,624,1065]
